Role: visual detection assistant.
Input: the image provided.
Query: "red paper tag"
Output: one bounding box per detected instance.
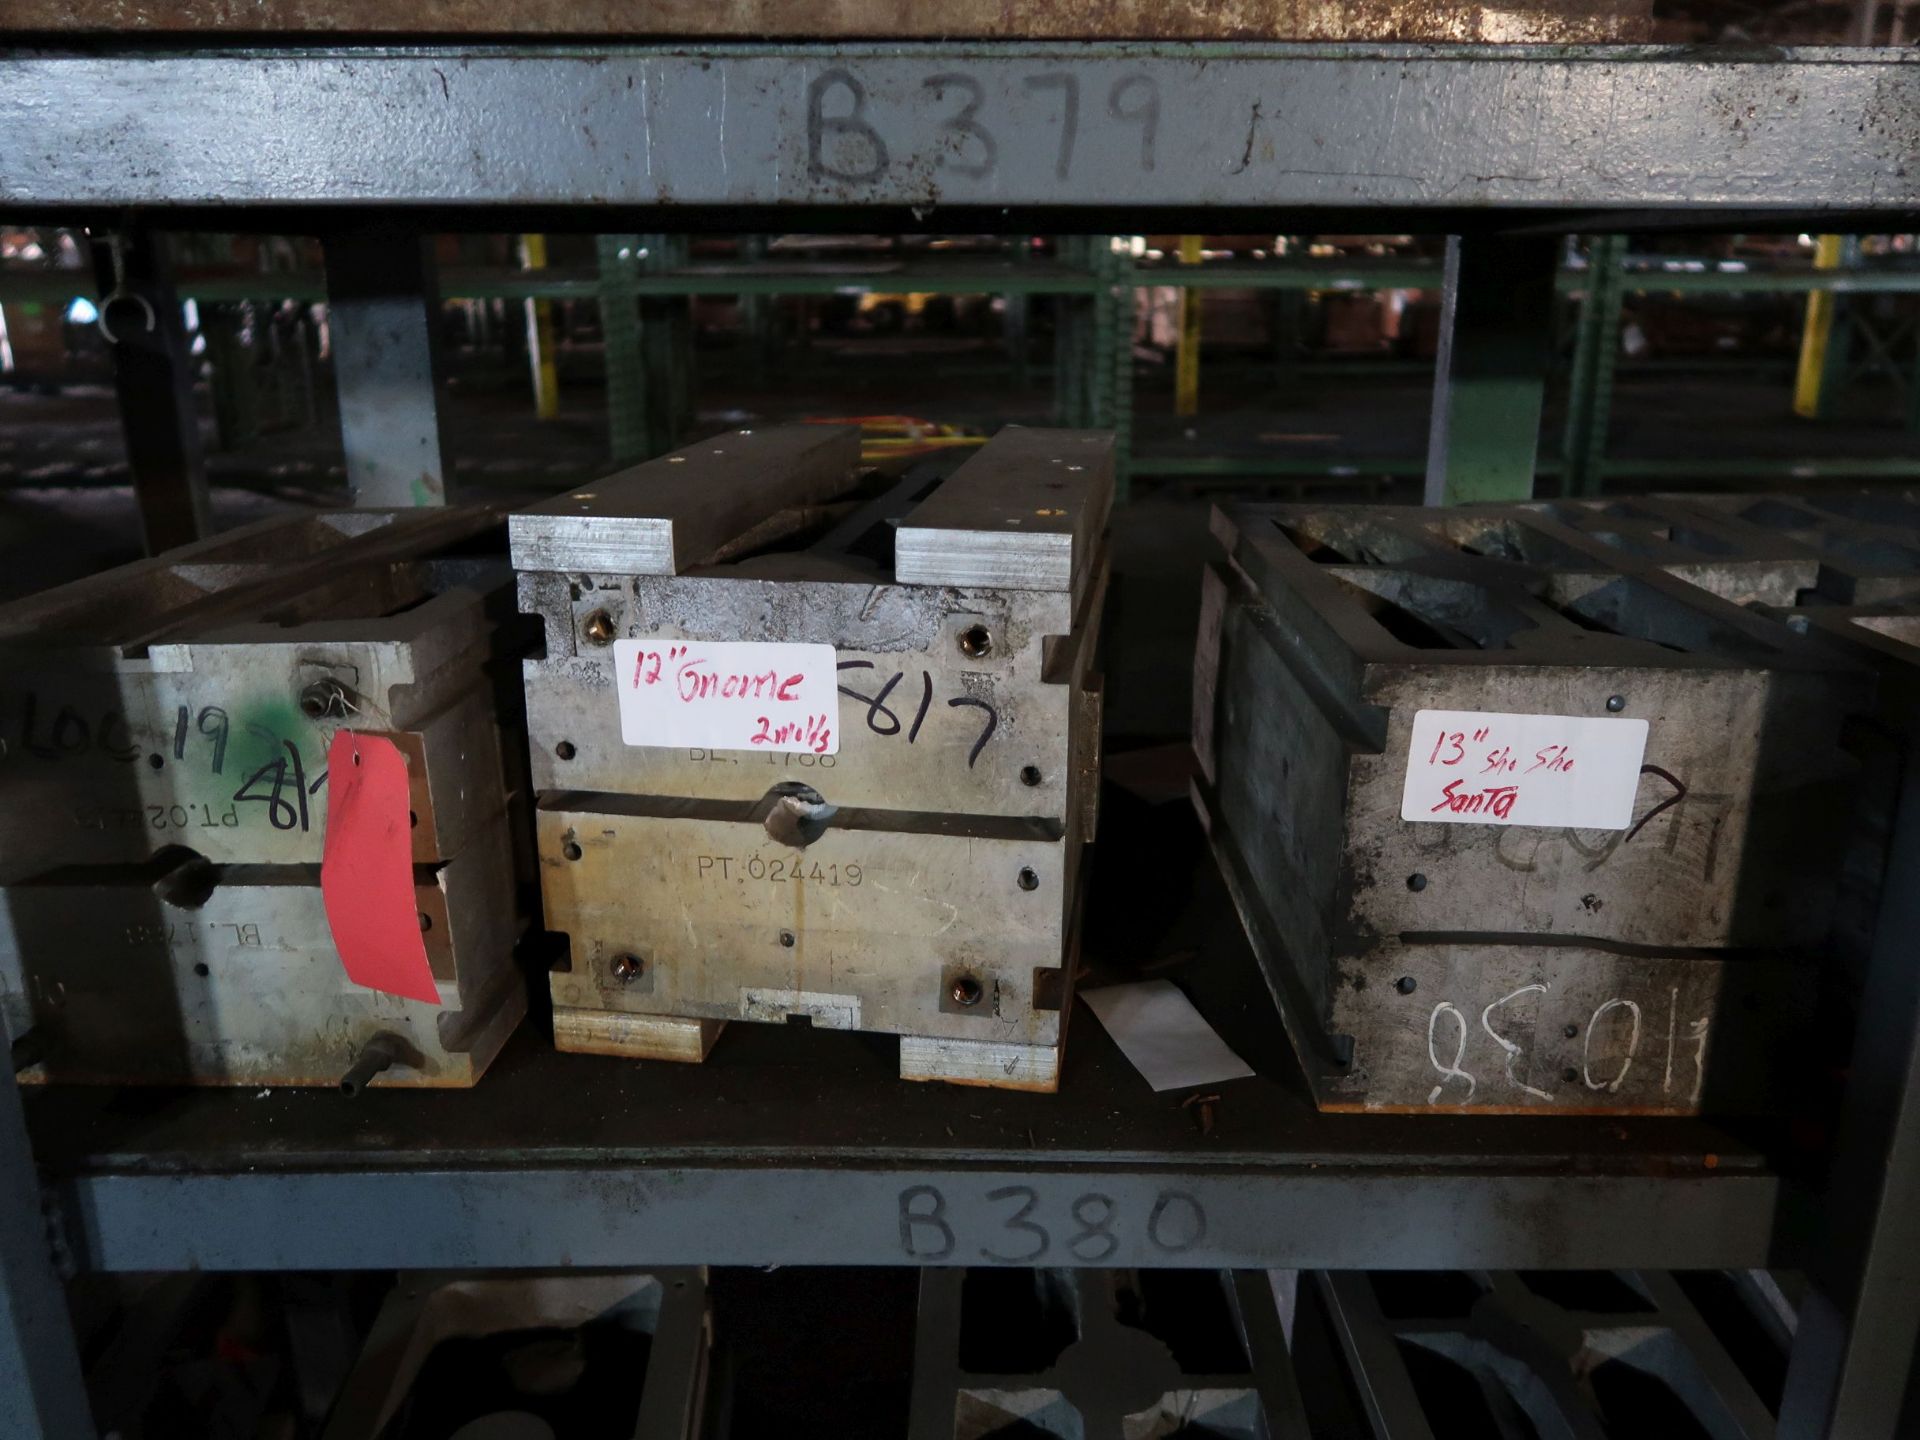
[320,731,440,1005]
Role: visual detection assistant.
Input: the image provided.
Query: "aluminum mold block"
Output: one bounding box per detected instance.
[1193,501,1870,1114]
[0,506,519,869]
[514,425,1110,1089]
[1,818,524,1090]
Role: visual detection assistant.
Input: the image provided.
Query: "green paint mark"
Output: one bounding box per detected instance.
[223,693,330,832]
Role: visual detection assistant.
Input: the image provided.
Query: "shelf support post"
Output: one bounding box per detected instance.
[89,227,211,552]
[519,233,561,422]
[1779,746,1920,1437]
[1423,233,1558,506]
[1560,234,1628,499]
[322,227,453,506]
[0,1010,95,1440]
[598,234,649,464]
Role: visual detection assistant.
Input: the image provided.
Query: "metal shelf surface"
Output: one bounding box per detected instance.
[20,845,1785,1276]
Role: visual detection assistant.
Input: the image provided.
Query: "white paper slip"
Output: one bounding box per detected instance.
[613,638,841,754]
[1400,708,1650,830]
[1080,980,1256,1093]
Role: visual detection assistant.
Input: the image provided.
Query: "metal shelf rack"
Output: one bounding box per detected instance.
[2,37,1919,1439]
[18,879,1784,1278]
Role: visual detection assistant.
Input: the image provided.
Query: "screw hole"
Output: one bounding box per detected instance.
[958,624,993,659]
[1562,1067,1580,1084]
[562,841,583,862]
[1017,866,1039,892]
[193,962,210,978]
[1406,873,1427,892]
[408,810,419,829]
[147,753,164,770]
[1563,1023,1579,1039]
[555,741,577,761]
[418,912,432,932]
[778,930,796,948]
[1395,975,1417,995]
[299,677,352,719]
[950,975,983,1007]
[1019,765,1043,787]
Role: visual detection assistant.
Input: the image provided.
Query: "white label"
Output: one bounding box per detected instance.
[1400,709,1650,830]
[613,639,840,755]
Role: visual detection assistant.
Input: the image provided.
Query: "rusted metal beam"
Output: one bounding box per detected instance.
[0,0,1651,41]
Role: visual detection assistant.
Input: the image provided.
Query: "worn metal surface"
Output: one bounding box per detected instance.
[0,820,525,1089]
[1201,502,1866,953]
[1666,491,1920,607]
[1204,798,1815,1113]
[1319,1269,1779,1439]
[0,507,517,870]
[2,46,1918,217]
[0,1009,95,1440]
[519,429,1107,1088]
[909,1268,1306,1440]
[1511,496,1823,607]
[0,0,1652,40]
[48,1158,1777,1273]
[323,230,455,508]
[0,504,529,1090]
[523,574,1090,817]
[509,425,860,575]
[1776,745,1920,1437]
[1760,607,1920,1439]
[894,426,1112,600]
[1193,500,1868,1113]
[320,1270,707,1440]
[12,828,1787,1273]
[539,797,1074,1061]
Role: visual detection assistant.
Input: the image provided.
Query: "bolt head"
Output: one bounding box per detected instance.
[611,952,644,982]
[1606,694,1626,712]
[582,610,617,646]
[950,976,983,1007]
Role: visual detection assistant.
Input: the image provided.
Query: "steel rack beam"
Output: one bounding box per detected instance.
[1,45,1918,221]
[32,1038,1781,1275]
[11,260,1920,307]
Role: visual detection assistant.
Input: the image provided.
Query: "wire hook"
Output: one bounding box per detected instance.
[96,232,156,346]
